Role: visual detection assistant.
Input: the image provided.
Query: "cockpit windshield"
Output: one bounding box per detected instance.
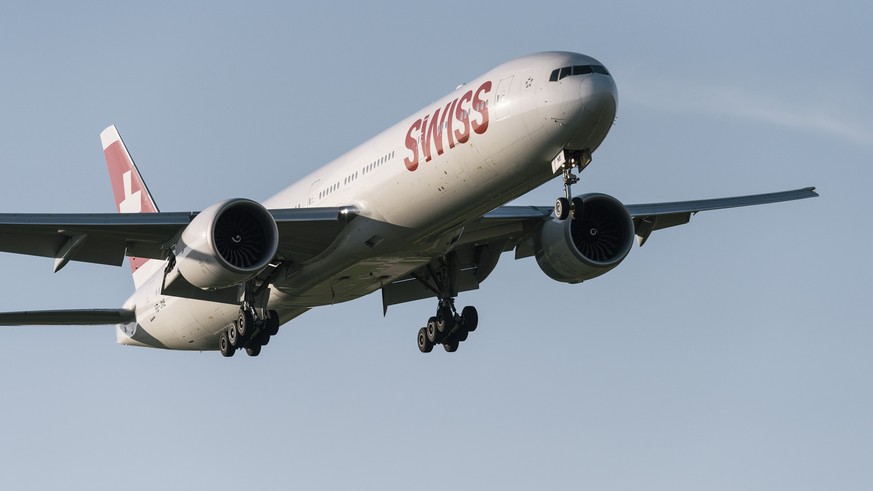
[549,64,610,82]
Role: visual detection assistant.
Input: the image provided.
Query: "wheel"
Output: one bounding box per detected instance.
[245,344,261,357]
[237,310,254,338]
[219,331,235,357]
[258,331,270,346]
[443,340,459,353]
[571,197,584,219]
[456,325,469,342]
[417,327,433,353]
[461,306,478,332]
[555,197,570,220]
[426,316,439,343]
[436,307,454,333]
[266,310,280,336]
[227,323,239,347]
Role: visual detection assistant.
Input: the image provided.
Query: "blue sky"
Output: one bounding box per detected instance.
[0,1,869,490]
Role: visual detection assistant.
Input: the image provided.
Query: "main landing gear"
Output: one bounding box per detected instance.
[219,307,280,357]
[416,300,478,354]
[413,254,479,354]
[219,278,281,357]
[553,148,592,221]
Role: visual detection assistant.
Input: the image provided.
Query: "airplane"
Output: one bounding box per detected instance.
[0,51,817,357]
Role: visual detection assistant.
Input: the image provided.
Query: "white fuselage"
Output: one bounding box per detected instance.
[119,51,619,350]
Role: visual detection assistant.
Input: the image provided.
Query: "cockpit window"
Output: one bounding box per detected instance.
[549,64,610,81]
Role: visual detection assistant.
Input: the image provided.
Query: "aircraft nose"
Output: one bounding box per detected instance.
[561,71,617,150]
[580,72,618,123]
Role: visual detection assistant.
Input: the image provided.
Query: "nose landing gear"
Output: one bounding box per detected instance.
[552,148,591,220]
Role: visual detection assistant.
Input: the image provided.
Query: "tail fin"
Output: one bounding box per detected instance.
[101,125,160,214]
[101,125,161,287]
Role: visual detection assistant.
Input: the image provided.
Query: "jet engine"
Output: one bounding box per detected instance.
[174,199,279,290]
[535,193,635,283]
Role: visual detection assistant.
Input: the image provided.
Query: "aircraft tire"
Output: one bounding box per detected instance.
[426,317,439,343]
[418,327,433,353]
[266,310,280,336]
[219,331,235,357]
[237,310,254,338]
[245,344,261,357]
[571,197,584,219]
[555,197,571,220]
[436,308,454,333]
[443,340,459,353]
[228,324,239,347]
[456,325,469,342]
[461,306,478,332]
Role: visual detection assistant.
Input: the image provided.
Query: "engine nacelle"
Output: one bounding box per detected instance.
[535,193,635,284]
[174,199,279,290]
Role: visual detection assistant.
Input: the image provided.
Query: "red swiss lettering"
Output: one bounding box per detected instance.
[404,119,421,171]
[422,101,454,162]
[471,81,492,135]
[402,80,493,172]
[454,90,473,144]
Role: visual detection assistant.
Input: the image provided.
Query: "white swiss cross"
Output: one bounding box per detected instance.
[119,171,142,213]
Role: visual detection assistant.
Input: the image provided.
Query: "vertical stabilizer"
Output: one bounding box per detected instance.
[101,125,162,287]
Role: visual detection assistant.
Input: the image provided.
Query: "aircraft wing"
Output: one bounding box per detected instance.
[0,309,136,325]
[468,186,819,248]
[381,187,818,309]
[622,186,819,245]
[0,207,354,272]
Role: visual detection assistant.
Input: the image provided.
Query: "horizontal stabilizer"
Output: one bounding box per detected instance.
[0,309,135,326]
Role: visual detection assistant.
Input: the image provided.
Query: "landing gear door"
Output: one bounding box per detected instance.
[494,76,514,121]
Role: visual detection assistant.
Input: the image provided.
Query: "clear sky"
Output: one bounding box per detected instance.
[0,1,869,490]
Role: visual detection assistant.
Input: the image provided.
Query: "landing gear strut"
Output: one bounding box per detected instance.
[413,255,479,354]
[553,148,591,220]
[219,279,281,357]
